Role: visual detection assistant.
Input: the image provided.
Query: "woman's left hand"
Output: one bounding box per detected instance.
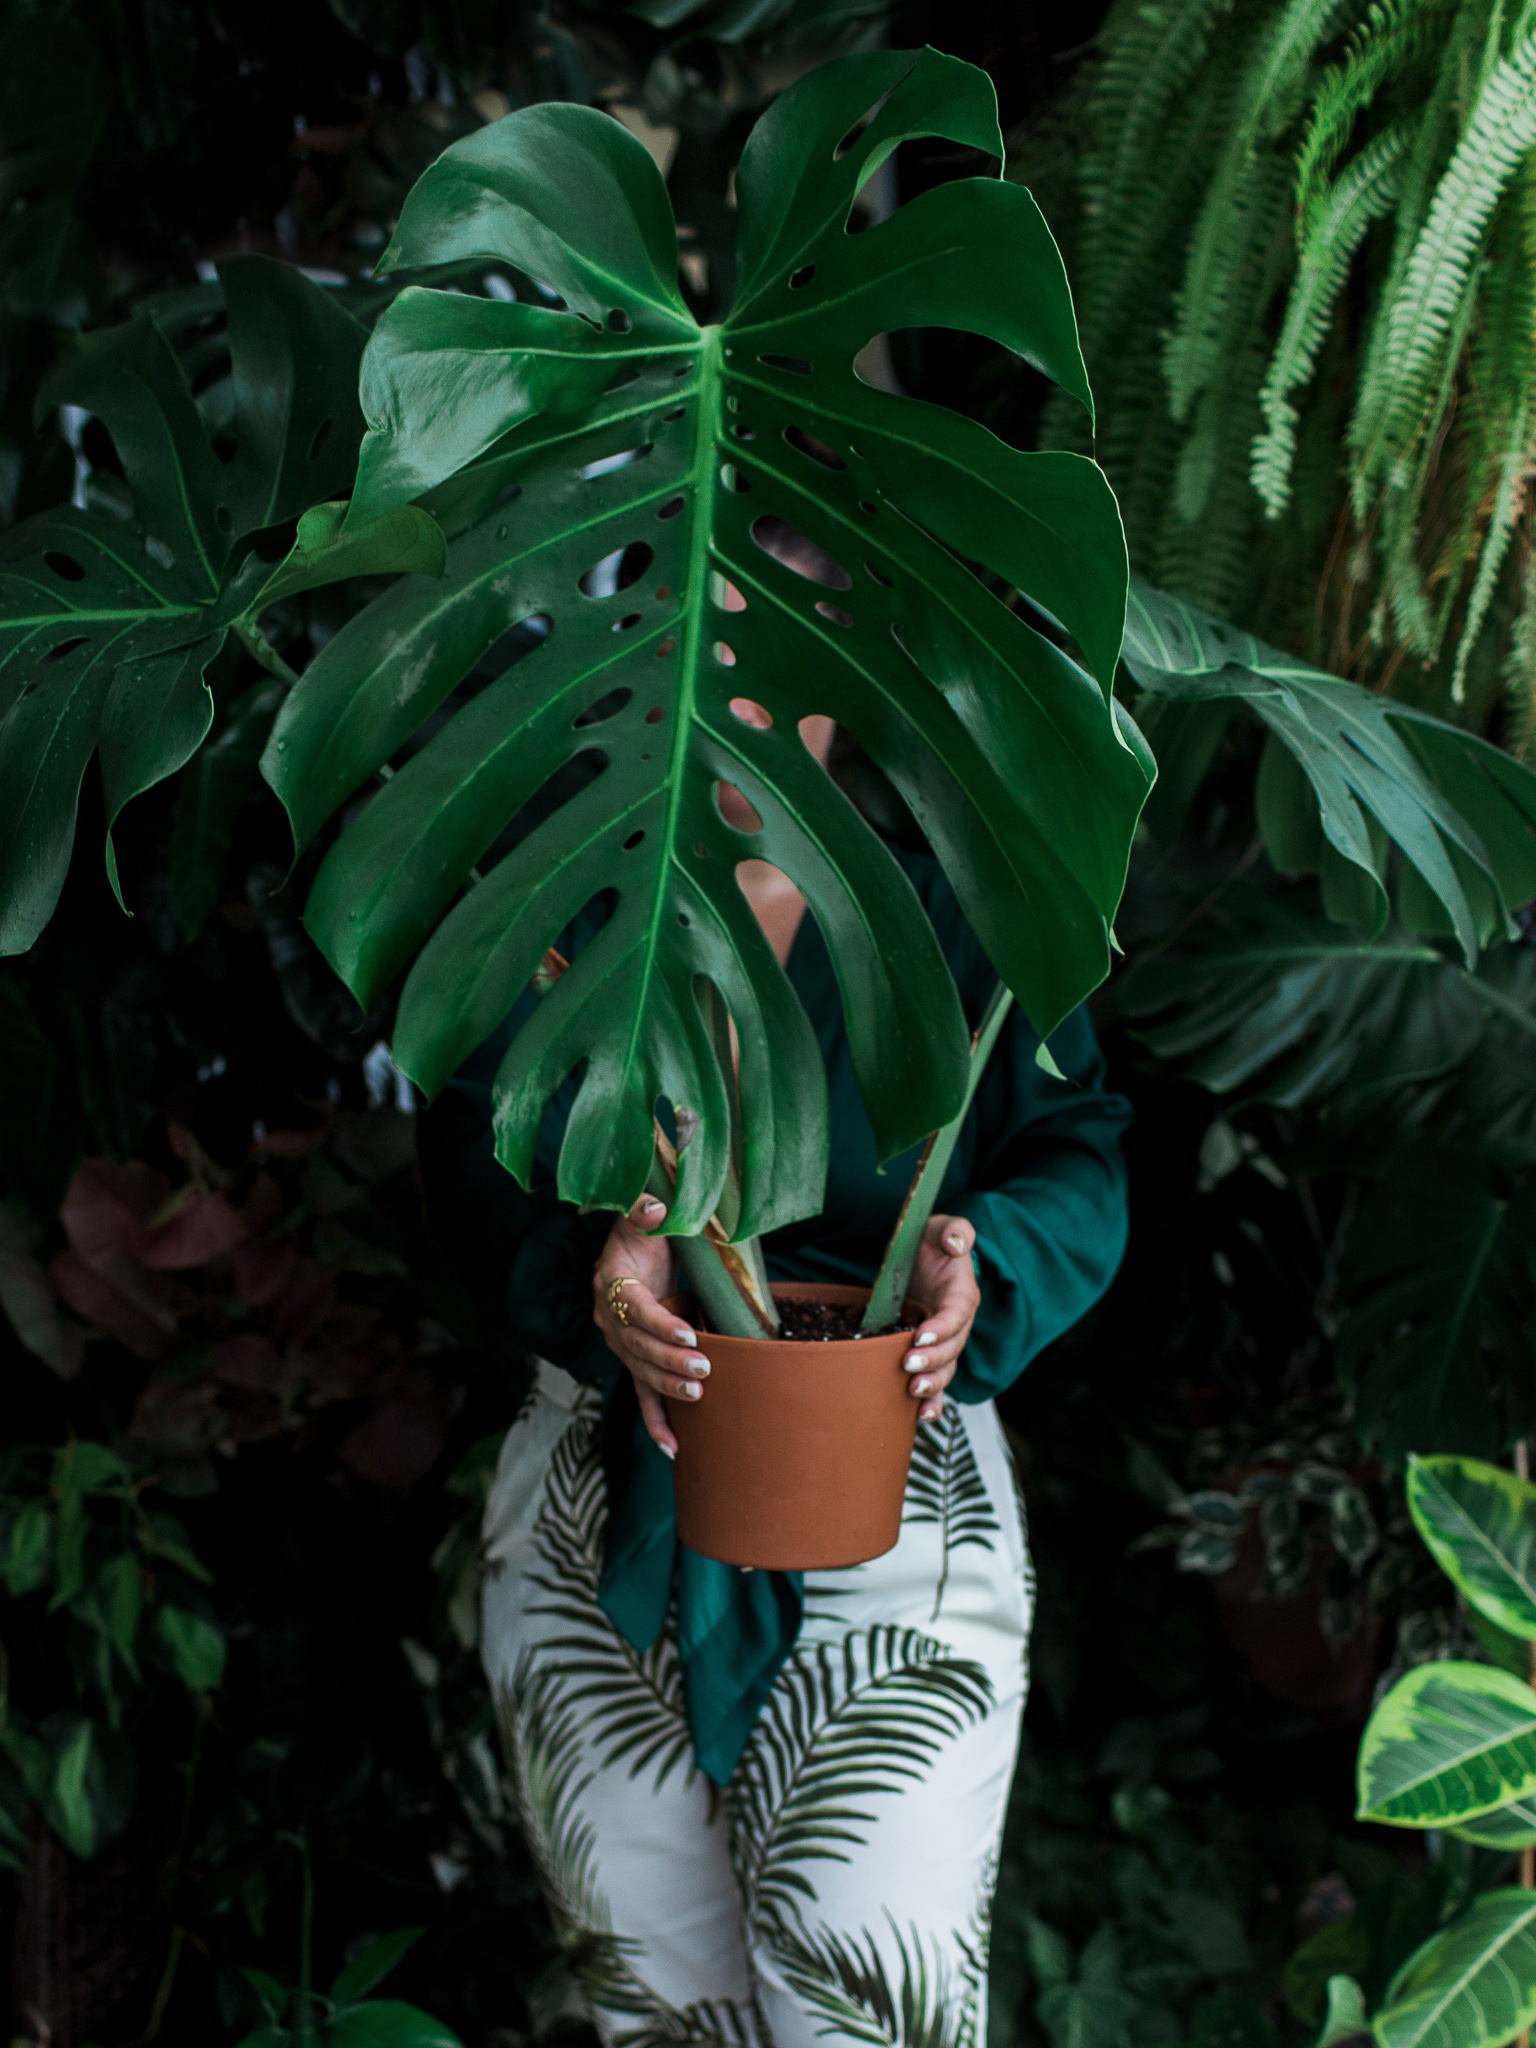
[903,1214,980,1422]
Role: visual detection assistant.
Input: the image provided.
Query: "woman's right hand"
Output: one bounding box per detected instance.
[592,1195,711,1459]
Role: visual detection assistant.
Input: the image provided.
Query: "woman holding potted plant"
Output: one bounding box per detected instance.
[264,46,1152,2045]
[418,699,1132,2045]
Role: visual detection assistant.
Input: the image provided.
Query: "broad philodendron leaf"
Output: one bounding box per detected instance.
[324,2002,466,2047]
[0,256,444,955]
[1408,1454,1536,1641]
[1338,1151,1536,1466]
[1122,582,1536,966]
[1373,1889,1536,2048]
[1356,1661,1536,1827]
[1119,891,1493,1109]
[331,1927,424,2004]
[263,48,1151,1237]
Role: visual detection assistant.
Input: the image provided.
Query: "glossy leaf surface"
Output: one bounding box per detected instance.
[264,49,1150,1235]
[1123,582,1536,966]
[1357,1661,1536,1827]
[1374,1889,1536,2048]
[0,257,442,954]
[1408,1455,1536,1641]
[1451,1797,1536,1850]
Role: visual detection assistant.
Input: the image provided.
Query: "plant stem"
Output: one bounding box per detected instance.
[647,1143,773,1338]
[861,982,1015,1333]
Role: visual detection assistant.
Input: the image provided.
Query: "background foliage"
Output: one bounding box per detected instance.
[6,2,1536,2046]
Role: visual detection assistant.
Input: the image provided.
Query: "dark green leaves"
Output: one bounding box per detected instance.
[265,49,1150,1234]
[0,256,443,954]
[1407,1455,1536,1641]
[1337,1149,1536,1464]
[1123,582,1536,966]
[1356,1660,1536,1828]
[234,1925,463,2048]
[1373,1889,1536,2048]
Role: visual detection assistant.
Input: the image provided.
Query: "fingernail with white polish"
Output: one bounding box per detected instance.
[912,1377,932,1396]
[659,1443,676,1461]
[903,1356,924,1373]
[673,1326,696,1346]
[946,1232,966,1250]
[682,1381,702,1400]
[642,1198,664,1216]
[914,1331,936,1348]
[689,1359,710,1378]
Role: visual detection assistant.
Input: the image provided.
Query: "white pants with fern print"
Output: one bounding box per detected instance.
[481,1362,1032,2048]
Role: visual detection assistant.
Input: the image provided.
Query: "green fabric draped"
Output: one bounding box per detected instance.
[418,850,1132,1783]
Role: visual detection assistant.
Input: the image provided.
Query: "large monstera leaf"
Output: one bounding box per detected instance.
[264,48,1151,1236]
[0,255,443,954]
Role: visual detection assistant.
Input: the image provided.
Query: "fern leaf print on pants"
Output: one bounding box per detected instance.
[480,1363,1033,2048]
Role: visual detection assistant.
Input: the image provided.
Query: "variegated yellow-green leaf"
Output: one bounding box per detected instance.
[1408,1454,1536,1640]
[1451,1796,1536,1851]
[1374,1889,1536,2048]
[1356,1661,1536,1827]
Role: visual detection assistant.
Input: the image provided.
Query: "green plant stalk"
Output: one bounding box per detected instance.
[860,982,1015,1334]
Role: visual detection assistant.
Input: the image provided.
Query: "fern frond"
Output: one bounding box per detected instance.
[1254,122,1410,515]
[1502,540,1536,754]
[1293,0,1442,219]
[1165,0,1357,421]
[1074,0,1240,353]
[1355,30,1536,497]
[1348,3,1482,506]
[1452,403,1530,699]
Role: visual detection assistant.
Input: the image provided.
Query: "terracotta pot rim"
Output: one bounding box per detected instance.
[667,1280,931,1356]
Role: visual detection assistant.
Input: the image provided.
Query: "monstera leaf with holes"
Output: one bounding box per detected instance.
[0,254,444,955]
[262,48,1152,1237]
[1122,582,1536,964]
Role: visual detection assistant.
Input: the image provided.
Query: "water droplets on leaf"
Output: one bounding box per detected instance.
[751,515,852,591]
[783,424,844,471]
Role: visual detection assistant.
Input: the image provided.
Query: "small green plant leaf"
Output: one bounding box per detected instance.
[5,1498,52,1597]
[241,1967,288,2021]
[1357,1661,1536,1826]
[331,1927,424,2004]
[1407,1454,1536,1639]
[1315,1973,1370,2046]
[1374,1888,1536,2048]
[324,2001,465,2047]
[154,1605,226,1691]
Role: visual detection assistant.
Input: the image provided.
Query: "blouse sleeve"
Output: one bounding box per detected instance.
[414,1008,618,1389]
[947,1002,1130,1405]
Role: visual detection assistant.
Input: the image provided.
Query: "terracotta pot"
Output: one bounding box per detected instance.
[663,1280,925,1571]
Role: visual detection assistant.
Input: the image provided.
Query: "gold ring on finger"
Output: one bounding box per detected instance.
[607,1276,633,1326]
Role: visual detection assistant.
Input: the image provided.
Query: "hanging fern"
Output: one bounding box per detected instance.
[1027,0,1536,704]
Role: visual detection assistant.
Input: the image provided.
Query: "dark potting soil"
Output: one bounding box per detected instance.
[771,1300,917,1343]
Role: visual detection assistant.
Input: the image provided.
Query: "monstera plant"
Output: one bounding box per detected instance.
[0,255,444,956]
[261,47,1153,1320]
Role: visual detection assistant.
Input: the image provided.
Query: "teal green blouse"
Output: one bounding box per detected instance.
[418,852,1131,1784]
